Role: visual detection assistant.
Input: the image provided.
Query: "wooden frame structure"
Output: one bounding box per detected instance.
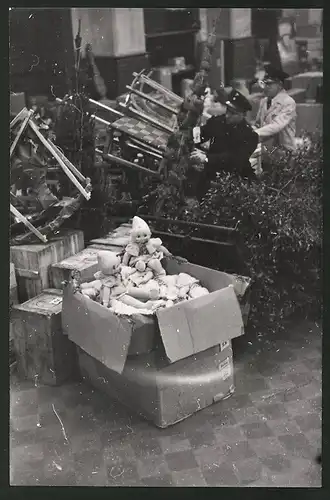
[10,108,91,243]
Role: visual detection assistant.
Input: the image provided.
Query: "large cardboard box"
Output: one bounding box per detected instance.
[78,340,234,428]
[10,229,84,302]
[62,258,250,425]
[11,289,76,386]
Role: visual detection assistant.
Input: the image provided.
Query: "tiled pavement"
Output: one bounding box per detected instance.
[10,319,322,487]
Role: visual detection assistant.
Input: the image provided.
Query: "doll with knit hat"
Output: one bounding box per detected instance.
[122,216,171,277]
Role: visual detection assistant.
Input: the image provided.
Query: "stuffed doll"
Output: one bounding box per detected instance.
[122,216,171,276]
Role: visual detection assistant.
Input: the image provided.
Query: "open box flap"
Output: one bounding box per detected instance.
[62,284,133,374]
[156,284,243,364]
[163,259,251,297]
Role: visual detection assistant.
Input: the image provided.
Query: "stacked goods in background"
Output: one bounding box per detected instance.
[10,229,84,302]
[11,289,77,386]
[77,341,234,428]
[61,222,251,427]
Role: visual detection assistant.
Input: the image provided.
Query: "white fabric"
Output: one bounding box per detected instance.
[255,89,297,151]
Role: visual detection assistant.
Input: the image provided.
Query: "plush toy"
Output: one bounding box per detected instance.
[189,283,210,299]
[122,216,171,276]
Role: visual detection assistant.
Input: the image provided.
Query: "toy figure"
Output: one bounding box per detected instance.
[80,251,161,310]
[122,216,171,276]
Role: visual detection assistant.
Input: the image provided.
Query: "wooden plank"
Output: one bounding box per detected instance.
[11,289,76,386]
[11,229,84,301]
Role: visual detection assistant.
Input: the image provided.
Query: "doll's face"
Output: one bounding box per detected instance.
[132,229,151,244]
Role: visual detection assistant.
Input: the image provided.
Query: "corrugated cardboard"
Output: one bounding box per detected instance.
[11,229,84,301]
[62,288,157,372]
[62,258,250,374]
[78,341,235,428]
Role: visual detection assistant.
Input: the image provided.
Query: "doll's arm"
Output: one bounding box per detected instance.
[123,242,140,265]
[122,252,130,266]
[159,245,172,257]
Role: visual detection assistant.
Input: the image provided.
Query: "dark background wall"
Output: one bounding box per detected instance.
[9,8,74,99]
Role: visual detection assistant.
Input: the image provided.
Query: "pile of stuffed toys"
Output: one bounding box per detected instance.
[79,216,210,316]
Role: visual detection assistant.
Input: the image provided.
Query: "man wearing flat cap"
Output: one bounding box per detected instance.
[255,64,296,154]
[190,88,258,201]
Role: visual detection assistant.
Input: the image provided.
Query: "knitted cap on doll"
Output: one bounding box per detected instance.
[131,216,151,236]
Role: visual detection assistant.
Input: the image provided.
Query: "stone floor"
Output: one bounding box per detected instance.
[10,319,322,487]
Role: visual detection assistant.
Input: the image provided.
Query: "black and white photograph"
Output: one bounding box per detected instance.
[9,7,323,488]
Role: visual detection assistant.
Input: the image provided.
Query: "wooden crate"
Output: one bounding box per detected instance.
[10,263,19,342]
[50,248,101,289]
[10,229,84,302]
[78,342,234,428]
[88,244,124,252]
[88,223,131,252]
[11,289,77,386]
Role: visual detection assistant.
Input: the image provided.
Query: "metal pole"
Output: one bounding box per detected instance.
[127,137,165,156]
[95,148,160,178]
[89,98,124,118]
[126,140,163,160]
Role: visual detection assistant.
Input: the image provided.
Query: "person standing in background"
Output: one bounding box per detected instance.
[254,64,297,159]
